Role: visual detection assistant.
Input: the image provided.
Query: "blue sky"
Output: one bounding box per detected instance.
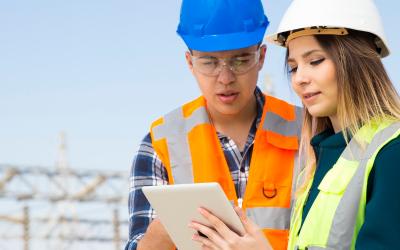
[1,0,398,171]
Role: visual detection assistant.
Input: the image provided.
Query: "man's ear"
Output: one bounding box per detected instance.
[258,44,267,71]
[185,51,194,73]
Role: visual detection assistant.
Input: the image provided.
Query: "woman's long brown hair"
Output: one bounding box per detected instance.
[288,30,400,194]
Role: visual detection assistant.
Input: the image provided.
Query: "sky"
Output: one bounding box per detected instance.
[1,0,399,172]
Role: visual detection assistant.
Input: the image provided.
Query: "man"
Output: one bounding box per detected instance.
[125,0,302,249]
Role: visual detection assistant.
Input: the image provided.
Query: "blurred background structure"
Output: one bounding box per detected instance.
[0,133,128,250]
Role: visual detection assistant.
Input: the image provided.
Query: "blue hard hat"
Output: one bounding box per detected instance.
[177,0,269,52]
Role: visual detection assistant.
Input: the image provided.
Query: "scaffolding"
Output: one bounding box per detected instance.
[0,164,129,250]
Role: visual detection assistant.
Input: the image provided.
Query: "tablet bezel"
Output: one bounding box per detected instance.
[142,182,245,250]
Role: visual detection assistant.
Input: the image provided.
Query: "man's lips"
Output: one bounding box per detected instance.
[217,92,238,96]
[217,92,239,104]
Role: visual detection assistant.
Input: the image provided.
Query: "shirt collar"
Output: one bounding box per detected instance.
[254,86,265,128]
[311,128,348,149]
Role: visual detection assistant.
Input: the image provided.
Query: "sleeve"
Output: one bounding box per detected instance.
[355,138,400,249]
[124,133,169,250]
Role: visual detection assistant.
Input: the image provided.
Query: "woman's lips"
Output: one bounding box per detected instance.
[303,91,321,103]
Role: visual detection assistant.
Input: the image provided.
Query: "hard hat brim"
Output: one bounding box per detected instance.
[178,26,267,52]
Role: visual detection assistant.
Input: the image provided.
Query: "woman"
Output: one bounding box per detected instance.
[189,0,400,249]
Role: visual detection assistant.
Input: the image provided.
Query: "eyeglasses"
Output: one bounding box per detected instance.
[190,48,261,76]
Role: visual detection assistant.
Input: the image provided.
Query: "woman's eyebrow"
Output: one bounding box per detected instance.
[288,49,324,62]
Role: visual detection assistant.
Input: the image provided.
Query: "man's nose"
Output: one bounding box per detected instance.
[216,60,236,84]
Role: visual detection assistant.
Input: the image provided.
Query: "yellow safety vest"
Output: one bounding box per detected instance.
[288,119,400,250]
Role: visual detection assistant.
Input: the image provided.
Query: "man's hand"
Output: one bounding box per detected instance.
[137,218,175,250]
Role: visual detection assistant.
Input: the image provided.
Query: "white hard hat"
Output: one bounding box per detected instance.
[266,0,390,57]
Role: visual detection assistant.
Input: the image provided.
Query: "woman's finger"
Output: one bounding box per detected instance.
[192,233,219,250]
[234,206,260,234]
[190,221,226,248]
[201,244,215,250]
[198,207,239,240]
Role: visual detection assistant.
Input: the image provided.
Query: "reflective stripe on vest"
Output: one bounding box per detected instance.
[152,105,210,183]
[292,120,400,250]
[263,106,303,138]
[246,207,291,230]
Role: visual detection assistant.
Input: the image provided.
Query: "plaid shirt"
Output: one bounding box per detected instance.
[125,87,265,250]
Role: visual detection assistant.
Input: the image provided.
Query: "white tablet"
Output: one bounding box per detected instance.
[142,182,245,250]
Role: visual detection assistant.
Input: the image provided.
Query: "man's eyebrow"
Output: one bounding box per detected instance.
[235,52,252,56]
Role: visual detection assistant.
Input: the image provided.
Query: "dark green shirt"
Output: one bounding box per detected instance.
[301,128,400,249]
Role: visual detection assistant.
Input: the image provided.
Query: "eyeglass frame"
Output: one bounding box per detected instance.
[188,45,264,76]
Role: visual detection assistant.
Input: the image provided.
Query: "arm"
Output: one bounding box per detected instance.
[189,207,272,250]
[125,133,174,250]
[355,139,400,249]
[137,219,174,250]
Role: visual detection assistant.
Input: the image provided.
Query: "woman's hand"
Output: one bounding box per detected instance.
[189,206,272,250]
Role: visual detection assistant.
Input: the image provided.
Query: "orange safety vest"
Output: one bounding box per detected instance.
[150,94,302,250]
